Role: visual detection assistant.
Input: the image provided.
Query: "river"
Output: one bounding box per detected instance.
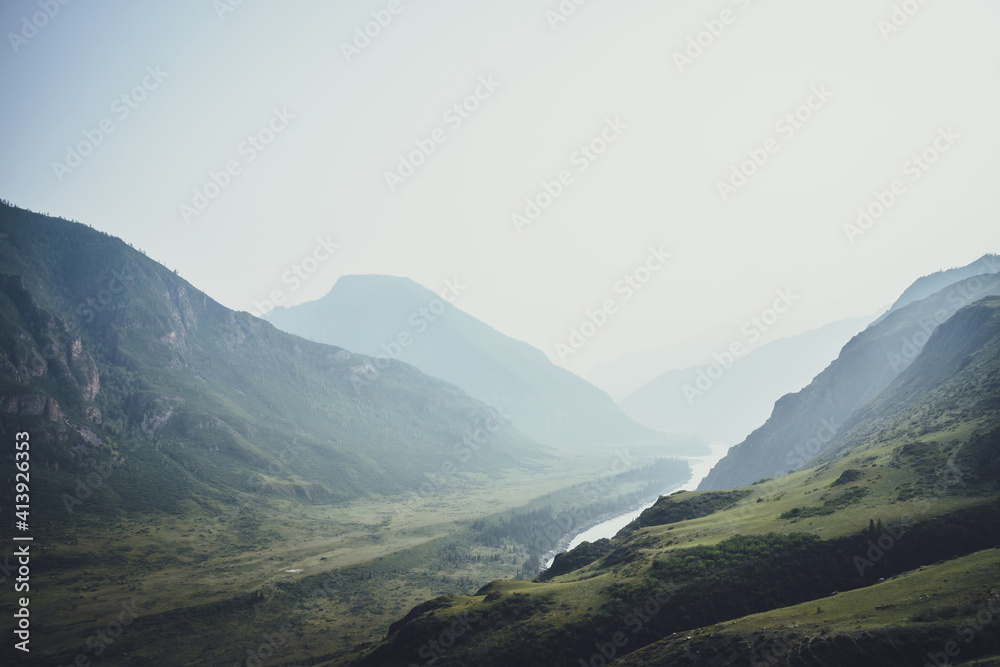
[541,442,731,570]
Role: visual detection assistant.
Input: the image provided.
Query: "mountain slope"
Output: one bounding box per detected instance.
[585,323,735,400]
[266,274,702,451]
[620,316,870,444]
[613,547,1000,667]
[698,269,1000,490]
[348,296,1000,667]
[0,204,698,666]
[815,296,1000,482]
[0,203,542,521]
[883,254,1000,317]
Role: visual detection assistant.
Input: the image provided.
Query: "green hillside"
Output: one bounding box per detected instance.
[700,265,1000,490]
[0,202,546,516]
[3,201,996,666]
[0,203,692,665]
[347,297,1000,667]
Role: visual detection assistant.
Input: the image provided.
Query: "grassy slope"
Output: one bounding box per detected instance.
[615,547,1000,666]
[700,273,1000,491]
[0,204,695,664]
[0,203,549,516]
[346,435,999,667]
[15,449,680,666]
[347,301,1000,667]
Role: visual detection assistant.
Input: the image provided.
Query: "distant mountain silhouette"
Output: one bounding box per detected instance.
[620,316,871,445]
[267,275,704,453]
[700,258,1000,490]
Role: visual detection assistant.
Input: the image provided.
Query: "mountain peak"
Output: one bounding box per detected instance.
[266,270,701,451]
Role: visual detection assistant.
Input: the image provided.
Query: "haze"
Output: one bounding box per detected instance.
[2,0,999,374]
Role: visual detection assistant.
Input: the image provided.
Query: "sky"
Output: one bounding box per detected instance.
[2,0,999,376]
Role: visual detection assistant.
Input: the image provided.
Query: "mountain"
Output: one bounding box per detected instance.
[0,203,698,665]
[265,275,704,452]
[584,324,735,400]
[815,295,1000,481]
[0,202,543,519]
[351,296,1000,667]
[882,253,1000,317]
[698,268,1000,490]
[619,316,870,444]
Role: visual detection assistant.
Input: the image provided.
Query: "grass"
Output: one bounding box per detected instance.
[20,445,685,666]
[610,548,1000,667]
[714,547,1000,636]
[341,414,1000,667]
[605,430,986,561]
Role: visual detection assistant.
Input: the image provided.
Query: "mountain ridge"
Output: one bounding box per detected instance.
[699,262,1000,490]
[619,316,871,445]
[0,203,545,516]
[266,273,704,452]
[347,291,1000,667]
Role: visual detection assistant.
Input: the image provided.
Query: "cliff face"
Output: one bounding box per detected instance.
[699,271,1000,490]
[0,272,101,429]
[0,393,61,420]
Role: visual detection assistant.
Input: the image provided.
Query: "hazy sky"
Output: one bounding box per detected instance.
[3,0,999,374]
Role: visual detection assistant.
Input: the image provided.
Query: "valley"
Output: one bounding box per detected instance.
[542,441,734,569]
[14,441,691,666]
[0,207,998,667]
[342,295,1000,666]
[3,4,1000,665]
